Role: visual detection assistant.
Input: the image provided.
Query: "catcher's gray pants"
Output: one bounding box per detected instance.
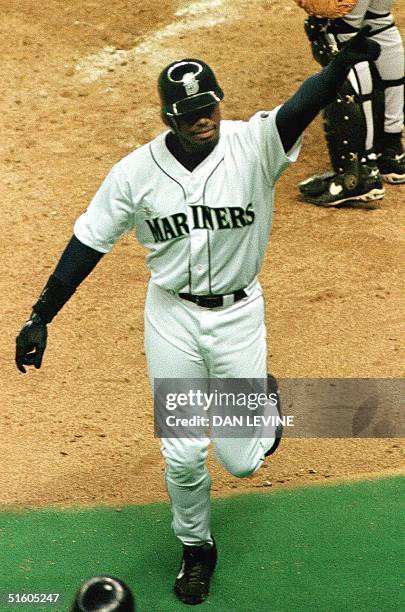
[144,279,276,546]
[339,0,404,145]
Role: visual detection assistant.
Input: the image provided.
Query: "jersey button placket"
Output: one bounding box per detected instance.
[186,176,208,294]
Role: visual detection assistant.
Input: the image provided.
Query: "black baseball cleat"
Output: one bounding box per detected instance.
[377,132,405,184]
[377,150,405,184]
[298,170,335,197]
[298,164,385,207]
[265,373,283,457]
[174,539,217,605]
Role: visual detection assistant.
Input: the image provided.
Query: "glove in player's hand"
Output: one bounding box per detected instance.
[15,313,48,373]
[339,26,381,65]
[294,0,356,19]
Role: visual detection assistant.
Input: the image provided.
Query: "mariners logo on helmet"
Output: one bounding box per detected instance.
[182,73,200,96]
[168,62,202,97]
[158,58,224,117]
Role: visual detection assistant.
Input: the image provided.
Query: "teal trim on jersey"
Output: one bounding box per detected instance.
[0,476,403,611]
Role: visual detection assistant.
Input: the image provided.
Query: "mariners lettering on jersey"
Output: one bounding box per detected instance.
[145,203,255,243]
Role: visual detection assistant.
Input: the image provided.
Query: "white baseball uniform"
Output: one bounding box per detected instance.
[74,109,301,545]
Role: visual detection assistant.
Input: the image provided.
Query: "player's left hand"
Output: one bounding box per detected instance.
[15,313,48,373]
[339,26,381,66]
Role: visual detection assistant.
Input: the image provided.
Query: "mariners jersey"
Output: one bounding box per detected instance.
[74,108,301,294]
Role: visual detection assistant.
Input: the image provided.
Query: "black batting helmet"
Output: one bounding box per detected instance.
[70,575,135,612]
[158,58,224,118]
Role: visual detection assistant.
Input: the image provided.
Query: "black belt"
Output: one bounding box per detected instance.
[178,288,247,308]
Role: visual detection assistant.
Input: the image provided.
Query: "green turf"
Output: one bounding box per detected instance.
[0,476,404,612]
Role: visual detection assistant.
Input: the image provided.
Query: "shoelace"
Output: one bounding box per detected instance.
[184,558,210,586]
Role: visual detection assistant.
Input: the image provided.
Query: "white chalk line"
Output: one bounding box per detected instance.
[75,0,241,84]
[175,0,225,17]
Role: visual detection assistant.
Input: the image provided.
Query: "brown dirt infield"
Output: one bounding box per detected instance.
[1,0,403,508]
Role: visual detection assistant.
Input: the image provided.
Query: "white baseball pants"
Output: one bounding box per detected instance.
[144,279,276,545]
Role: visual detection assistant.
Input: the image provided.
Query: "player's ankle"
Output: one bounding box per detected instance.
[381,131,403,155]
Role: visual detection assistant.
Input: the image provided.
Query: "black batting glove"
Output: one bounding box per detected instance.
[15,312,48,373]
[339,25,381,66]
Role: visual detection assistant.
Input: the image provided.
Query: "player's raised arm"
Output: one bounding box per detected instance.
[276,26,381,153]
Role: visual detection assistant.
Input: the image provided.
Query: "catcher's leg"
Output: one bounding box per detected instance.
[364,3,405,183]
[299,68,384,206]
[299,15,384,206]
[338,1,404,183]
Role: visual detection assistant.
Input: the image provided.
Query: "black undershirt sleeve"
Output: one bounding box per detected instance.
[32,235,104,323]
[276,58,351,154]
[53,234,104,287]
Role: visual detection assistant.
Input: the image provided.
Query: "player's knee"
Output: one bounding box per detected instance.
[165,449,206,485]
[224,458,257,479]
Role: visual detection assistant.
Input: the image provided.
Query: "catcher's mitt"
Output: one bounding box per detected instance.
[294,0,356,19]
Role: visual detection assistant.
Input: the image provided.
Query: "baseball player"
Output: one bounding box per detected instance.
[297,0,405,206]
[16,31,380,605]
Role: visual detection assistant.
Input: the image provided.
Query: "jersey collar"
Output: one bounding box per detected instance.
[150,126,225,181]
